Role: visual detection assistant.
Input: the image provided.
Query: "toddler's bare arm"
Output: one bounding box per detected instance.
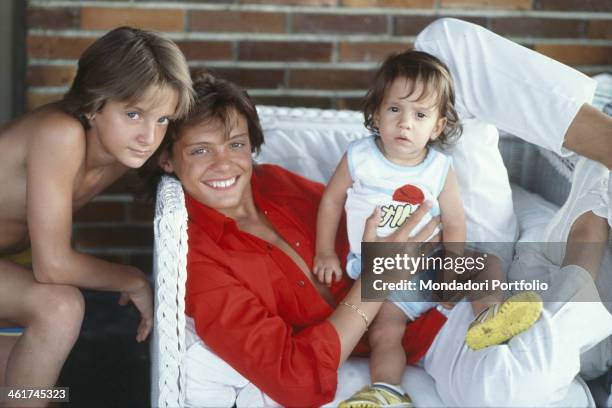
[314,154,353,285]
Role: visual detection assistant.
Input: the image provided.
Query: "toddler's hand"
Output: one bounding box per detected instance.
[313,253,343,286]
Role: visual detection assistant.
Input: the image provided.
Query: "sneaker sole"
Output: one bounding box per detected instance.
[338,402,413,408]
[465,292,543,351]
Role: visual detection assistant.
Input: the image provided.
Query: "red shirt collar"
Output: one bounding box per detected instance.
[184,168,264,243]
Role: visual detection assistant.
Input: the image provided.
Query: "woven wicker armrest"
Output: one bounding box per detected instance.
[151,175,188,408]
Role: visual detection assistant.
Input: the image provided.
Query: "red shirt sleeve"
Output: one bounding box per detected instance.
[186,260,341,407]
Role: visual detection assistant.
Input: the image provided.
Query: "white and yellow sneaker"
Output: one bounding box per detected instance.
[466,291,543,350]
[338,383,414,408]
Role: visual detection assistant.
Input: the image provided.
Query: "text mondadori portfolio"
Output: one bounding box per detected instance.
[372,279,549,292]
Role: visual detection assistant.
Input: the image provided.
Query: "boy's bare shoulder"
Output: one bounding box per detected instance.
[0,104,87,168]
[14,104,89,163]
[30,104,86,146]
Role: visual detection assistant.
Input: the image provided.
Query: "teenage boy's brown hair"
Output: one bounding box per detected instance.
[171,70,264,153]
[61,26,193,128]
[140,71,264,197]
[363,50,462,147]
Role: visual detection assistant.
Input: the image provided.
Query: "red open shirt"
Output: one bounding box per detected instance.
[185,164,446,407]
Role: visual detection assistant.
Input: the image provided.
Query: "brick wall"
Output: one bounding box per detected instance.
[24,0,612,269]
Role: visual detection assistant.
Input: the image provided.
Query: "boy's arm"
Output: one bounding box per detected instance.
[26,117,151,340]
[26,119,144,290]
[438,167,466,255]
[314,154,353,284]
[315,154,353,256]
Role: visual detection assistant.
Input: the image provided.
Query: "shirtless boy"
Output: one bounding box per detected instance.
[0,26,193,405]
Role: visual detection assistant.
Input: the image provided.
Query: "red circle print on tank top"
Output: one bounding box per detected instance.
[392,184,425,205]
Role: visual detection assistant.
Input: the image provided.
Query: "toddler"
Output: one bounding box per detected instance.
[314,50,542,408]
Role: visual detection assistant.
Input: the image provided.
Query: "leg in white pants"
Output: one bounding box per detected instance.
[414,18,597,247]
[414,18,596,154]
[415,18,611,406]
[424,262,612,407]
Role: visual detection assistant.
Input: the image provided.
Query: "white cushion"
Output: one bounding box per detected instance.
[255,106,368,184]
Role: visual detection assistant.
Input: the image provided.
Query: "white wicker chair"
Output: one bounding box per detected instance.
[151,175,189,408]
[150,105,592,408]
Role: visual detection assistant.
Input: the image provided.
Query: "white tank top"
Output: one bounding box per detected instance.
[345,135,452,258]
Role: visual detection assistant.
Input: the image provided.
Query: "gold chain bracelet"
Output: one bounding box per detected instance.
[340,301,369,330]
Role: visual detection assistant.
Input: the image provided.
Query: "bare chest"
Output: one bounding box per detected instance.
[239,219,336,306]
[72,167,124,210]
[0,166,123,250]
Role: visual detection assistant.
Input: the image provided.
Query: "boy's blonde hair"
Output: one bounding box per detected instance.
[61,26,193,127]
[363,50,462,147]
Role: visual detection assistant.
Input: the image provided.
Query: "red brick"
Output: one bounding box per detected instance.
[27,92,63,111]
[491,18,584,38]
[74,202,126,222]
[522,43,535,50]
[27,36,95,59]
[169,0,234,3]
[105,171,140,194]
[74,226,153,248]
[129,254,153,275]
[339,41,411,62]
[239,41,332,62]
[27,7,79,29]
[587,20,612,40]
[91,254,125,265]
[394,16,439,36]
[211,68,286,89]
[536,0,612,12]
[292,13,387,34]
[441,0,532,9]
[535,44,612,65]
[289,69,375,90]
[27,65,76,87]
[395,15,487,36]
[176,40,233,60]
[342,0,434,7]
[189,11,286,33]
[162,0,234,3]
[253,95,333,108]
[242,0,337,5]
[80,7,185,31]
[128,202,155,222]
[337,97,365,110]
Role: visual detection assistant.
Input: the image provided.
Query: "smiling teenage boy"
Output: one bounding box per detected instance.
[0,26,193,400]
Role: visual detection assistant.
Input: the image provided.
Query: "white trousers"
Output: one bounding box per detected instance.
[415,18,597,245]
[423,265,611,406]
[415,18,610,406]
